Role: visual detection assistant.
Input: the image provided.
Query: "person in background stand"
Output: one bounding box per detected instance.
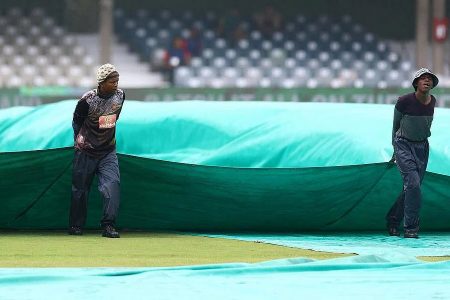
[186,26,203,57]
[69,63,125,238]
[253,5,282,38]
[217,9,247,46]
[386,68,439,239]
[162,37,192,85]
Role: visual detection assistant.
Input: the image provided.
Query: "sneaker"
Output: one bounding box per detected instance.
[68,226,83,236]
[404,230,419,239]
[102,225,120,238]
[388,226,400,236]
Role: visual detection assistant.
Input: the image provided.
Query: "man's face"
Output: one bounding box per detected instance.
[100,75,119,94]
[416,74,433,92]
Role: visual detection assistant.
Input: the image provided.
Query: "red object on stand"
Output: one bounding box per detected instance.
[433,18,449,42]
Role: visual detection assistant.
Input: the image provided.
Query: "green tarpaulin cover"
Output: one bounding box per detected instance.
[1,100,449,230]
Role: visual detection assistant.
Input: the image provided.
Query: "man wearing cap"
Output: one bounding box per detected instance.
[386,68,438,239]
[69,63,125,238]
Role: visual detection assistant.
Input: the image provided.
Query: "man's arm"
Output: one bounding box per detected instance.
[391,105,403,146]
[72,99,88,140]
[390,100,403,163]
[116,91,126,120]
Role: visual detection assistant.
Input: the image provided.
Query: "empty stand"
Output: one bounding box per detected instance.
[114,9,416,88]
[0,7,96,88]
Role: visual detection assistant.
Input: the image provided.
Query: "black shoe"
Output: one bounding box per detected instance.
[68,226,83,236]
[102,225,120,238]
[404,230,419,239]
[388,226,400,237]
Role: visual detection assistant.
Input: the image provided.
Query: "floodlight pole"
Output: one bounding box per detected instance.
[432,0,445,75]
[99,0,114,64]
[416,0,429,69]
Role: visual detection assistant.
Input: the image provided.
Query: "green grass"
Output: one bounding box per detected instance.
[0,231,351,267]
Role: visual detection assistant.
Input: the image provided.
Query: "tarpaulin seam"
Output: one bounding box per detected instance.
[11,160,72,224]
[324,163,392,227]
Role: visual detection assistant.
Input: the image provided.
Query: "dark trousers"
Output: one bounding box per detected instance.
[69,149,120,228]
[386,137,429,231]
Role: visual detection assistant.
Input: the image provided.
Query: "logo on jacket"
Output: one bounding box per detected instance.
[99,114,117,129]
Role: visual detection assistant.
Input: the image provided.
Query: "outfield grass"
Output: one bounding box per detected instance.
[0,231,351,267]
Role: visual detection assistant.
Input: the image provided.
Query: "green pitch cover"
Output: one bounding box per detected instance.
[0,100,449,230]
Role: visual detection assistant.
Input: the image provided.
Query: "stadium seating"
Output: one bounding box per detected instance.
[0,6,417,89]
[114,8,414,88]
[0,7,96,88]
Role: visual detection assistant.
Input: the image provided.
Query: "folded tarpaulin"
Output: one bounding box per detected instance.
[1,100,449,230]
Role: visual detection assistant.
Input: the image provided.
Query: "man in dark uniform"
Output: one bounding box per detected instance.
[386,68,438,239]
[69,63,125,238]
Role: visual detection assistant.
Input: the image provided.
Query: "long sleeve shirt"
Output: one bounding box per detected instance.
[72,88,125,157]
[392,92,435,145]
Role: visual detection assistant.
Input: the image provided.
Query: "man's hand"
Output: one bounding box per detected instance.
[387,154,396,168]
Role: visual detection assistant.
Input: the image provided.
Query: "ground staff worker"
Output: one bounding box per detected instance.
[69,63,125,238]
[386,68,438,239]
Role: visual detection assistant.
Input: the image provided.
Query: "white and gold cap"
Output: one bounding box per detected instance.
[96,63,118,83]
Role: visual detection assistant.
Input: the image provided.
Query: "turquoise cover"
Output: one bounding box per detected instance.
[1,101,449,230]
